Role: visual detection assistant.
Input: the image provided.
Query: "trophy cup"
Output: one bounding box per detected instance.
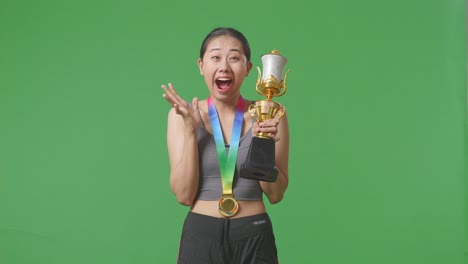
[240,50,289,182]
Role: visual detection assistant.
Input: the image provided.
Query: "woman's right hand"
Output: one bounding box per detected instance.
[161,83,200,131]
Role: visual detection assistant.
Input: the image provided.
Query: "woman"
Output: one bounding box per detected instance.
[162,27,289,264]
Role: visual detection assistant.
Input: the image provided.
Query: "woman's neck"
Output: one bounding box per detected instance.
[210,95,242,115]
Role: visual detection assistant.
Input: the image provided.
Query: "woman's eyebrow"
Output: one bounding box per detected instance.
[208,48,241,53]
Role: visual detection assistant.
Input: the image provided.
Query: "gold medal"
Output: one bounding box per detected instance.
[218,195,239,217]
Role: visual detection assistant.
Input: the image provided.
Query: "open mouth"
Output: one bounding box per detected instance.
[215,78,232,91]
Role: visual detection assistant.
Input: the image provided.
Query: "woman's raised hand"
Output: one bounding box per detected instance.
[162,83,201,131]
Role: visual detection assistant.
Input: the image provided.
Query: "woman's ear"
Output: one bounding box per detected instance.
[246,61,253,76]
[197,58,203,75]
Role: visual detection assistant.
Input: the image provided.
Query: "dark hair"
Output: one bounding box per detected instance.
[199,27,251,62]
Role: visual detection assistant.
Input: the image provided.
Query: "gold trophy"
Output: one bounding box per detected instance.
[240,50,289,182]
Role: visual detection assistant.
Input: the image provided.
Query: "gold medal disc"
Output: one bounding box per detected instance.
[218,195,239,217]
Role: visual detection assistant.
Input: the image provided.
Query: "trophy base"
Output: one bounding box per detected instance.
[240,137,278,182]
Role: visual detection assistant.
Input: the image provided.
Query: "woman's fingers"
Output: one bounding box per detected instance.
[173,104,189,116]
[162,84,183,111]
[191,97,199,113]
[161,83,199,121]
[259,119,280,133]
[161,85,176,104]
[259,118,280,127]
[253,118,281,141]
[162,83,188,109]
[162,84,179,103]
[168,83,187,107]
[190,97,201,123]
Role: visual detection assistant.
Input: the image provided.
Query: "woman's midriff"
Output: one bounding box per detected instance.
[191,200,266,218]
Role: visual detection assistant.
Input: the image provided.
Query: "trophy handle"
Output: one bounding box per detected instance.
[276,106,285,119]
[275,69,290,97]
[255,67,264,96]
[248,104,257,121]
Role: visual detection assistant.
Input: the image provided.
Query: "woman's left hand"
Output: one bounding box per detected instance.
[252,118,281,142]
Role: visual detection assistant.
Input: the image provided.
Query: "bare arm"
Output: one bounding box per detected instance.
[253,112,290,204]
[162,83,201,206]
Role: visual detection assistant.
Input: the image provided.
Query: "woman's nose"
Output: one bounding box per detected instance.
[219,59,230,72]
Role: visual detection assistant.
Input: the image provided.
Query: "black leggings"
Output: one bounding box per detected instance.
[177,212,279,264]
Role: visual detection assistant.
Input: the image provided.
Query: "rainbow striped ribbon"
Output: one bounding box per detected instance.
[207,96,245,195]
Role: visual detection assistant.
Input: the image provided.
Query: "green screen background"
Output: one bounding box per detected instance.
[1,0,466,263]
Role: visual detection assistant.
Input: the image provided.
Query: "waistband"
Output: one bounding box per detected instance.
[183,212,273,241]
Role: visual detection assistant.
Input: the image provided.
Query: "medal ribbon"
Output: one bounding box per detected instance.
[207,96,245,195]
